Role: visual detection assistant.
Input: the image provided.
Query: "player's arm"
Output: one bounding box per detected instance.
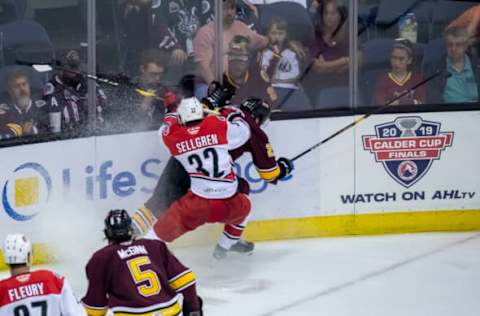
[226,115,251,150]
[160,242,203,315]
[81,256,109,316]
[60,277,88,316]
[250,136,294,182]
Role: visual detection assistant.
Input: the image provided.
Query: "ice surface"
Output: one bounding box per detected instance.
[2,232,479,315]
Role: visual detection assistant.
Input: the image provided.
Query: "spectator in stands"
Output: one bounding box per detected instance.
[44,50,107,133]
[374,39,426,105]
[3,69,48,136]
[310,0,350,88]
[223,35,278,107]
[193,0,268,98]
[0,104,22,141]
[151,0,213,66]
[105,49,169,133]
[447,4,480,56]
[427,27,480,104]
[260,16,312,111]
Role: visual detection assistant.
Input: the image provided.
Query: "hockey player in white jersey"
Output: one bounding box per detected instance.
[0,234,86,316]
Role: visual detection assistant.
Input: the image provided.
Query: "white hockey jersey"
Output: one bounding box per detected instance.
[0,269,86,316]
[161,113,250,199]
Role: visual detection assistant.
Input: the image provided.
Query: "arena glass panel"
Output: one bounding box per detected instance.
[0,0,90,146]
[357,0,480,109]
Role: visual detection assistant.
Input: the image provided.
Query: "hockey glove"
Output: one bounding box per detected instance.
[277,157,294,180]
[202,81,235,109]
[183,296,203,316]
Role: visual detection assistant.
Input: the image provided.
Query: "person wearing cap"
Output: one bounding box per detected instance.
[43,49,107,132]
[0,234,86,315]
[374,39,426,105]
[223,35,278,107]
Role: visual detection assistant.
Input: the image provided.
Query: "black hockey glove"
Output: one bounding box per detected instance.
[277,157,294,180]
[183,296,203,316]
[202,81,235,109]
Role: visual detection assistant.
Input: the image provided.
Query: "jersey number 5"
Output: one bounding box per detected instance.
[127,256,161,297]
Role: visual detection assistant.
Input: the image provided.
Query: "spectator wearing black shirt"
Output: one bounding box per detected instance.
[3,69,48,136]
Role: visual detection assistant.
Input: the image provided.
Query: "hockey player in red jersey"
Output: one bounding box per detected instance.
[144,96,258,259]
[0,234,86,316]
[133,87,294,259]
[82,209,202,316]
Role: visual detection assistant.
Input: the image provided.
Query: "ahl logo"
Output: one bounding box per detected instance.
[363,116,453,188]
[2,163,52,221]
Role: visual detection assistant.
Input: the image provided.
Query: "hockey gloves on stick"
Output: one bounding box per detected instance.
[202,81,235,109]
[277,157,294,180]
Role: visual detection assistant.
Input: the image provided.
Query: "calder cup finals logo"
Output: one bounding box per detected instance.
[363,116,453,188]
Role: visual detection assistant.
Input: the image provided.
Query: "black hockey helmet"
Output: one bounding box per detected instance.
[104,209,133,243]
[240,97,271,126]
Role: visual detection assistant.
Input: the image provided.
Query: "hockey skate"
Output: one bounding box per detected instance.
[212,239,254,260]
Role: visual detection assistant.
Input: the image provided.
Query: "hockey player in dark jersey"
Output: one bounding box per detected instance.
[132,84,294,258]
[82,209,203,316]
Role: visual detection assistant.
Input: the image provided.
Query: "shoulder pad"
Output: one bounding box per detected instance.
[44,82,55,96]
[35,100,47,108]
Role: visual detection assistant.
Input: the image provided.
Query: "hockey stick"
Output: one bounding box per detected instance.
[290,69,450,162]
[16,60,162,100]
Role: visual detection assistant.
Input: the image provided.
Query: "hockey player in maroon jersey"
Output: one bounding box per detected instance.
[0,234,86,315]
[82,209,202,316]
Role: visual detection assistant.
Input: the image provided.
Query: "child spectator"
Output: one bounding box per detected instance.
[260,16,312,111]
[374,39,426,105]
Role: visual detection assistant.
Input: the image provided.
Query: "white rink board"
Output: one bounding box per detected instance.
[0,111,479,243]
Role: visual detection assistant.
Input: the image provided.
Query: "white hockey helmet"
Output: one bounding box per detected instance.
[3,234,32,265]
[177,97,204,124]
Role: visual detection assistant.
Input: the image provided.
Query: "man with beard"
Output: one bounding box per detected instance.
[105,49,170,133]
[3,69,48,137]
[43,49,107,133]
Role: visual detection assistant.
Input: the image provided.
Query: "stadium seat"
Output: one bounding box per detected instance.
[375,0,421,27]
[360,69,385,106]
[374,0,432,42]
[421,37,446,75]
[0,65,47,102]
[258,2,314,46]
[431,0,478,39]
[0,0,20,24]
[315,86,353,109]
[0,20,55,66]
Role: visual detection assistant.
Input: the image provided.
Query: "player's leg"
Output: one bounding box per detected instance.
[151,191,210,242]
[212,193,253,259]
[132,157,190,236]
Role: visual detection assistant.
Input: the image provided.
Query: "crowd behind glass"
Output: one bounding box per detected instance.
[0,0,479,143]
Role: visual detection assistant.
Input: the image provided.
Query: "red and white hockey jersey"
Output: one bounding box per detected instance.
[0,269,85,316]
[161,113,250,199]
